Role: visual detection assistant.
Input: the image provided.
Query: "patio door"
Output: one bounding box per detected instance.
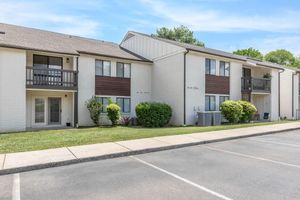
[48,98,61,125]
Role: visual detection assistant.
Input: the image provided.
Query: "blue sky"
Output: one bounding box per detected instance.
[1,0,300,55]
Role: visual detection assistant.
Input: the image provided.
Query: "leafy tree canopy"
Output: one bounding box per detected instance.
[233,48,263,60]
[264,49,296,67]
[155,25,205,47]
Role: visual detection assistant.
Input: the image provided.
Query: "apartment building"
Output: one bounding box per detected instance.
[0,23,151,132]
[0,23,291,132]
[120,31,284,125]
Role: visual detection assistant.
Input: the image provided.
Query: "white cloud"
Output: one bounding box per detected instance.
[0,1,101,37]
[139,0,300,33]
[246,36,300,55]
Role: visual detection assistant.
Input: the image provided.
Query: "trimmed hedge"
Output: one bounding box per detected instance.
[220,100,243,123]
[136,102,172,127]
[237,100,257,123]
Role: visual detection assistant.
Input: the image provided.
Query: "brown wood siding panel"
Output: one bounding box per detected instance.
[95,76,130,96]
[205,74,230,94]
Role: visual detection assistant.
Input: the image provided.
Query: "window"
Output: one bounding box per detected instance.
[205,95,216,111]
[33,55,63,85]
[95,60,111,76]
[116,98,131,113]
[219,61,230,76]
[33,55,63,69]
[219,96,229,107]
[96,97,110,112]
[35,98,45,123]
[117,63,131,78]
[205,58,216,75]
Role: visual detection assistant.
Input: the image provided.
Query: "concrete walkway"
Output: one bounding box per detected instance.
[1,122,300,175]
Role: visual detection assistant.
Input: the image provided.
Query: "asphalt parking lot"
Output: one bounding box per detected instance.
[1,130,300,200]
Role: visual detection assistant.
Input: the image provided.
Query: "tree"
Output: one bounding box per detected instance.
[264,49,296,66]
[233,48,263,60]
[86,96,102,126]
[154,25,205,47]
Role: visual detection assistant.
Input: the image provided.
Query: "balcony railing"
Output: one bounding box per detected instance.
[26,67,78,90]
[241,77,271,93]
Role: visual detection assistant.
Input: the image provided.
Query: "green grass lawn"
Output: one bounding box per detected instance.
[0,121,294,154]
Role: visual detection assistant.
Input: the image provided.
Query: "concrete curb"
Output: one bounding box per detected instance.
[1,126,299,176]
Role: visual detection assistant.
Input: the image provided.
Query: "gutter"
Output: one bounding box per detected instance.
[183,50,189,125]
[278,69,285,119]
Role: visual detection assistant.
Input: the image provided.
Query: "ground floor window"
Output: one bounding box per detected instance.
[96,97,110,113]
[205,95,216,111]
[35,98,45,123]
[116,98,131,113]
[219,96,230,107]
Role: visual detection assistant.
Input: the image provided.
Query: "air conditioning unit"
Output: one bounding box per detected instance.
[197,112,213,126]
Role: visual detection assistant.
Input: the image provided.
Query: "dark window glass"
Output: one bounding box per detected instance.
[205,58,216,75]
[220,61,230,76]
[117,62,131,78]
[96,97,110,113]
[205,95,216,111]
[95,60,111,76]
[116,98,131,113]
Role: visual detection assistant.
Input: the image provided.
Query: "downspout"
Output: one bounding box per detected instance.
[292,71,299,119]
[183,50,189,125]
[278,69,285,119]
[74,56,79,128]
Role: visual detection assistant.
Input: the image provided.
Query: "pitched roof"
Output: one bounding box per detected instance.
[0,23,151,62]
[128,31,284,70]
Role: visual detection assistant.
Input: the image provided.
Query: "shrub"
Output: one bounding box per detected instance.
[136,102,172,127]
[237,100,257,123]
[86,96,102,126]
[107,103,121,126]
[220,100,243,123]
[121,116,131,126]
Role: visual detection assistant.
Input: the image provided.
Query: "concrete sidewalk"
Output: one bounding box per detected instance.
[1,122,300,175]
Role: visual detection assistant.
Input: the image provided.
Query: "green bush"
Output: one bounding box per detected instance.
[86,96,102,126]
[237,100,257,123]
[220,100,243,123]
[136,102,172,127]
[107,103,121,126]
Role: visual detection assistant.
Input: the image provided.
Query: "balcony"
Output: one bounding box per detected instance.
[26,67,78,90]
[241,77,271,93]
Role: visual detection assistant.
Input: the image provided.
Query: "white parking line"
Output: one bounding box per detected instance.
[248,138,300,148]
[12,174,20,200]
[204,146,300,169]
[130,156,233,200]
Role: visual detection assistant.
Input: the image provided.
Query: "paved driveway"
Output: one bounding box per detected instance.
[1,130,300,200]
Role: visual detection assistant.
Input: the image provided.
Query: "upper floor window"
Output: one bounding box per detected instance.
[116,98,131,113]
[205,58,216,75]
[205,95,216,111]
[96,97,110,113]
[33,55,62,70]
[117,62,131,78]
[95,60,111,76]
[219,61,230,77]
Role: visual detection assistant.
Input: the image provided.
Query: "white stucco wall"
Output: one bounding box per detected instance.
[185,53,205,125]
[26,90,74,128]
[279,69,299,119]
[78,55,95,126]
[270,69,279,120]
[230,62,243,100]
[151,52,184,125]
[0,47,26,132]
